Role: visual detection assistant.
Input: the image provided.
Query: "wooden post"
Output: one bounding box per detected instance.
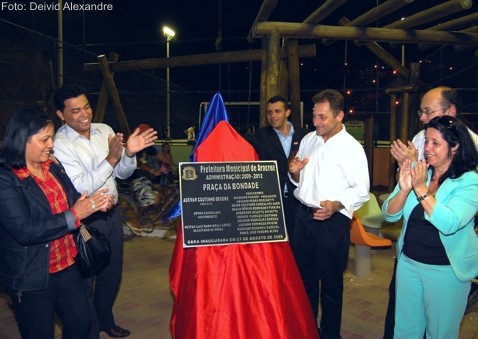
[364,115,374,188]
[388,95,398,191]
[400,92,410,143]
[97,55,131,136]
[408,63,421,139]
[94,52,119,123]
[278,40,289,98]
[262,32,281,127]
[286,39,302,127]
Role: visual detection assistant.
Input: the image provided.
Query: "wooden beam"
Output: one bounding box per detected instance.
[455,26,478,51]
[385,0,472,49]
[84,45,316,72]
[385,0,472,29]
[97,54,131,136]
[365,42,410,80]
[385,85,418,95]
[419,12,478,50]
[426,12,478,31]
[339,18,413,81]
[247,0,279,43]
[340,0,414,27]
[94,52,119,123]
[253,22,478,46]
[303,0,349,24]
[321,0,415,46]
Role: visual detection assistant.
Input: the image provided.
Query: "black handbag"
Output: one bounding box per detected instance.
[74,224,111,278]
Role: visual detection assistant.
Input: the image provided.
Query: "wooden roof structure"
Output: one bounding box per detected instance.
[86,0,478,189]
[247,0,478,189]
[248,0,477,125]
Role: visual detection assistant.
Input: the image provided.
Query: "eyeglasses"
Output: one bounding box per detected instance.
[417,108,447,117]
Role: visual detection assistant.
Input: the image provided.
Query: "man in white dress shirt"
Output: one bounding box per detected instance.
[53,84,157,338]
[289,89,370,339]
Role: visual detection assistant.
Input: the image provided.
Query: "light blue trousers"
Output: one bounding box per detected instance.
[394,254,470,339]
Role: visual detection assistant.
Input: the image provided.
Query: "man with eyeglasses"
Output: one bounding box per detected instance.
[384,85,478,338]
[390,86,478,168]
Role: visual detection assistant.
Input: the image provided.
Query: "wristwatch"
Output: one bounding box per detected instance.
[417,191,431,202]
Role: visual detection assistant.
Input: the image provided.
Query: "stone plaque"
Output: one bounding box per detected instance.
[179,161,287,247]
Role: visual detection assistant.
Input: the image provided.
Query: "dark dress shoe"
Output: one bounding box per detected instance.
[103,325,131,338]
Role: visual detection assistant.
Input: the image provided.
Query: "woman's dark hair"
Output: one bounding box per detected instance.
[161,142,170,153]
[425,116,478,185]
[0,108,53,168]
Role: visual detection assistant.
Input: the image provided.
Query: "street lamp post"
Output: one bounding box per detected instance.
[163,26,175,139]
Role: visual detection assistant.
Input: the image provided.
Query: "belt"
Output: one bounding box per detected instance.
[300,203,320,214]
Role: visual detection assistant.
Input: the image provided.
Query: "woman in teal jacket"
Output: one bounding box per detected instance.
[382,116,478,339]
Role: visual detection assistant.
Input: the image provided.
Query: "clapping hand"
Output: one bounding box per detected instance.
[106,133,124,166]
[398,159,412,193]
[126,127,158,155]
[73,188,109,220]
[410,159,428,190]
[390,140,417,168]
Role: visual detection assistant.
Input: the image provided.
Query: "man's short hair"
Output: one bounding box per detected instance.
[267,96,290,110]
[312,89,344,116]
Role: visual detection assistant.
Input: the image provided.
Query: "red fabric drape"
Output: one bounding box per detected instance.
[169,121,319,338]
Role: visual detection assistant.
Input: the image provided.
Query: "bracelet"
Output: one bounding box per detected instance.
[417,191,431,202]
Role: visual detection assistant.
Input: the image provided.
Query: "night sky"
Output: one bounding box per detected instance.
[4,0,474,92]
[1,0,477,135]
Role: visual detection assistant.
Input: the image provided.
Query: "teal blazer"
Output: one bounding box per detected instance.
[382,170,478,282]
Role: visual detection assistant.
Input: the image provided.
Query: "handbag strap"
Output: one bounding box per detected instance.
[79,225,92,241]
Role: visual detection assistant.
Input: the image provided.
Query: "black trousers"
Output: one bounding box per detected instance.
[291,205,350,339]
[6,264,90,339]
[383,259,397,339]
[282,193,301,242]
[83,206,124,337]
